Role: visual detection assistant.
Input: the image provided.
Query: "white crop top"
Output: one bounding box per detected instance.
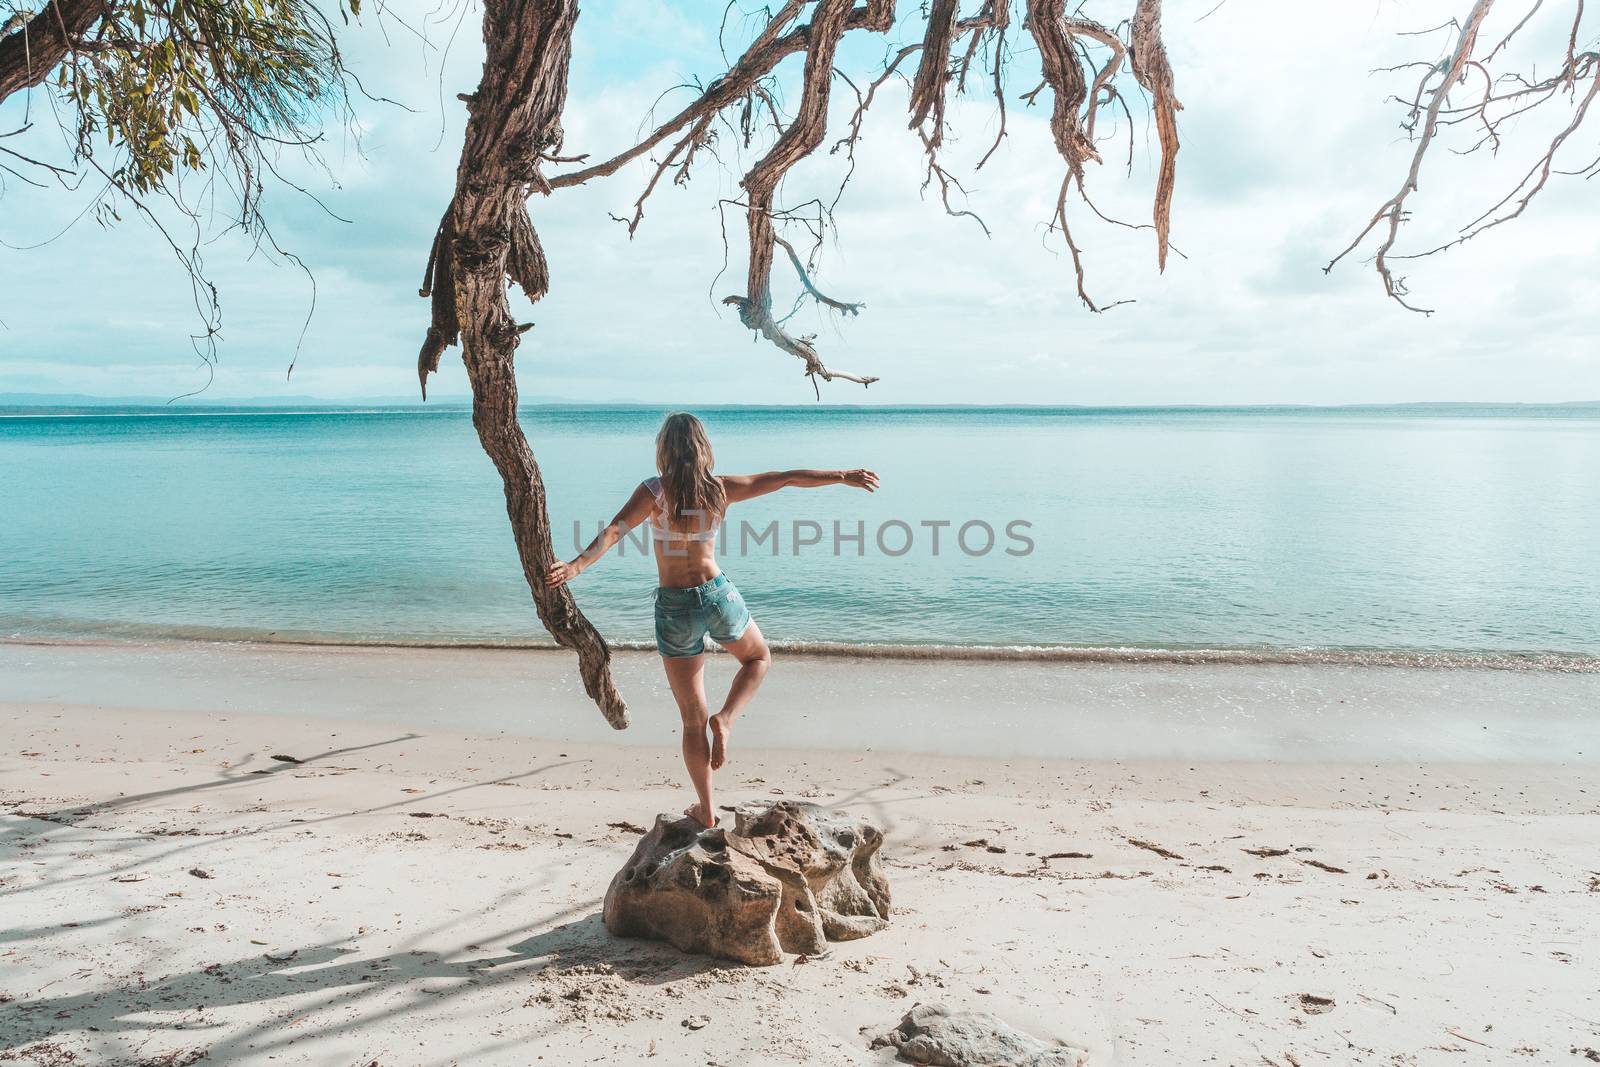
[642,476,722,542]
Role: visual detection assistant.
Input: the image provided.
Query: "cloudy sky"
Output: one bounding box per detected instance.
[2,0,1596,405]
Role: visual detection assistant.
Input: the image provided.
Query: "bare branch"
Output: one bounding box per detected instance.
[548,0,894,191]
[1485,0,1544,61]
[1399,52,1600,257]
[773,234,862,316]
[829,43,918,173]
[1325,0,1498,312]
[1049,174,1133,313]
[725,0,880,391]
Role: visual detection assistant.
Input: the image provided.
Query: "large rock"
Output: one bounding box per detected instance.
[601,801,889,966]
[871,1003,1089,1066]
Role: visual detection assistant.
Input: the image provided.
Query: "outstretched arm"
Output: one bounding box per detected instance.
[545,483,656,586]
[722,468,879,504]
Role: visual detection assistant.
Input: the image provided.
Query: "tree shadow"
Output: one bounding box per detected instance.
[0,912,126,944]
[3,732,424,830]
[2,910,734,1061]
[2,752,584,902]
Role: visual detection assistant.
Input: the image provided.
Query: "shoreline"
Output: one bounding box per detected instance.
[6,631,1598,673]
[3,637,1597,764]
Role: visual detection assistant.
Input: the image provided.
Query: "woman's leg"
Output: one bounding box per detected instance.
[662,653,715,826]
[709,621,770,770]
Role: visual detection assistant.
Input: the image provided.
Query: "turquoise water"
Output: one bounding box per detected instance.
[2,405,1598,660]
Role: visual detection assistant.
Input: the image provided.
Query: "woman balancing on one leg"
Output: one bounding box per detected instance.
[545,412,879,828]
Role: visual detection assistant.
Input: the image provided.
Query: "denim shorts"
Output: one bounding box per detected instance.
[654,574,752,658]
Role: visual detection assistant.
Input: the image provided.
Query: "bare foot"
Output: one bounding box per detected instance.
[683,802,714,828]
[709,712,732,771]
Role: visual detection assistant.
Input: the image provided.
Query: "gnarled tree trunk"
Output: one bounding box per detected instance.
[418,0,626,729]
[0,0,105,102]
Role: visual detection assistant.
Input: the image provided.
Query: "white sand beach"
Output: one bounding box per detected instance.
[3,641,1598,1065]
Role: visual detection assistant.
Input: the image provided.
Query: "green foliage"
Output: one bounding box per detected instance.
[2,0,356,220]
[76,0,348,201]
[1,0,360,357]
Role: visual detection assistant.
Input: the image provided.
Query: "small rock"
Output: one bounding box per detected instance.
[188,868,212,880]
[871,1003,1087,1066]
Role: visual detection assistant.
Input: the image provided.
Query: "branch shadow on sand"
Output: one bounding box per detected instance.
[1,742,586,902]
[4,732,424,827]
[2,909,732,1061]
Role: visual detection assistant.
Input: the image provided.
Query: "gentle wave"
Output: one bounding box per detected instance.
[741,641,1600,672]
[4,628,1597,673]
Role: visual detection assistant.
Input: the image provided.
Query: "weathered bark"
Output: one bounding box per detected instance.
[907,0,959,146]
[1128,0,1181,272]
[420,0,626,729]
[1027,0,1098,175]
[0,0,105,103]
[1026,0,1134,310]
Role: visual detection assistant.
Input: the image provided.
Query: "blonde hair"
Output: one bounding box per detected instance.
[655,412,726,535]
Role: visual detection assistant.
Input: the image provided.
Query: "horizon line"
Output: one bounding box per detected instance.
[3,393,1600,412]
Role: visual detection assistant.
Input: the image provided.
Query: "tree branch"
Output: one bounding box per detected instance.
[1324,0,1497,312]
[1128,0,1182,271]
[724,0,879,391]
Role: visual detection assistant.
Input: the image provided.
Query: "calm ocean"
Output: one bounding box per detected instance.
[3,404,1597,664]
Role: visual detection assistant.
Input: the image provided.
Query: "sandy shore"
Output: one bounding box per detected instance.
[3,639,1597,762]
[3,642,1598,1065]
